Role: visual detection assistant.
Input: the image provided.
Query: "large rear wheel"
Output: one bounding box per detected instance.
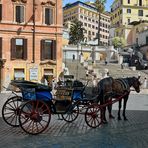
[2,96,22,127]
[85,105,101,128]
[19,100,51,135]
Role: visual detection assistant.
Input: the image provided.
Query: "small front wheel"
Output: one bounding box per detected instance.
[85,104,101,128]
[19,100,51,135]
[61,104,79,122]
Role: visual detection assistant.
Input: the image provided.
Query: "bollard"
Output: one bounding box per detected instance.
[143,77,148,89]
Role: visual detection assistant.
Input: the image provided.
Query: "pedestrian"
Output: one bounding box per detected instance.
[105,60,107,65]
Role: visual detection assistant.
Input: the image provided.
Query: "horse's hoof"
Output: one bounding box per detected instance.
[102,120,108,124]
[124,118,128,121]
[109,114,115,119]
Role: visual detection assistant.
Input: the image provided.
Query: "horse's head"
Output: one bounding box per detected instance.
[131,76,141,93]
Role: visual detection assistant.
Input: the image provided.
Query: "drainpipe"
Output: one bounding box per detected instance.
[32,0,35,63]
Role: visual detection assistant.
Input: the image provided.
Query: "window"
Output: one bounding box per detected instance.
[40,39,56,61]
[136,38,138,44]
[88,31,91,35]
[11,38,27,60]
[127,9,131,13]
[128,18,130,24]
[14,69,25,80]
[120,9,122,14]
[139,0,142,6]
[128,0,130,4]
[15,5,24,23]
[0,37,2,58]
[45,8,53,25]
[138,10,143,16]
[0,4,2,21]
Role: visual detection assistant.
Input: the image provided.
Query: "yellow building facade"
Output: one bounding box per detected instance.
[111,0,148,45]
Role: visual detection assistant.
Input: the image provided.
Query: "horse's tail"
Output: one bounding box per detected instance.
[95,83,104,103]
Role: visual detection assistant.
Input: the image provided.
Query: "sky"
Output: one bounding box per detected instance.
[63,0,114,12]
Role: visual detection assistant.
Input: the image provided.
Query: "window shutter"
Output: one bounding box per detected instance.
[0,4,2,21]
[23,39,27,60]
[16,6,20,23]
[52,40,56,60]
[0,37,2,58]
[11,38,16,60]
[49,8,53,25]
[20,6,24,23]
[40,40,45,60]
[45,8,50,25]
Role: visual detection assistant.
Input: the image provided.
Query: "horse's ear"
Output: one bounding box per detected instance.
[138,76,141,80]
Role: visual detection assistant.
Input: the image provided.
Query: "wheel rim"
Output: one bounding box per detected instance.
[85,105,101,128]
[19,100,51,135]
[2,96,22,127]
[61,105,79,122]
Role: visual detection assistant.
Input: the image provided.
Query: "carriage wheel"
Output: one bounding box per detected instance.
[61,104,79,122]
[85,105,101,128]
[19,100,51,135]
[2,96,22,127]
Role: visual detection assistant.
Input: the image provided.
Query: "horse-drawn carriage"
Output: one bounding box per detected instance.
[2,79,96,134]
[2,76,141,135]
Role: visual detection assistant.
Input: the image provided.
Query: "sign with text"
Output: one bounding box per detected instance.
[30,68,38,80]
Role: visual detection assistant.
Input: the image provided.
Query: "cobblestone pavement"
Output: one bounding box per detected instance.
[0,93,148,148]
[0,109,148,148]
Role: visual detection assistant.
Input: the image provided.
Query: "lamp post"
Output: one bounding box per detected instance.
[32,0,36,63]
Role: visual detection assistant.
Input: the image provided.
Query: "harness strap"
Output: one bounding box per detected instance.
[116,78,130,92]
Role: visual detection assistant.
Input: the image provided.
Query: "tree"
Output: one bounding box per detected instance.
[94,0,106,46]
[112,37,126,49]
[69,19,85,45]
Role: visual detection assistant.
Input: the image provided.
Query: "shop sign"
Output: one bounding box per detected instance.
[30,68,38,80]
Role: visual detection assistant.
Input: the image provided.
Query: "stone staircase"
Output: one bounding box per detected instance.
[65,60,148,84]
[65,60,86,80]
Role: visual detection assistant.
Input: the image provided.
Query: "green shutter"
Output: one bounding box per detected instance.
[0,4,2,21]
[50,8,53,25]
[16,6,20,23]
[45,8,50,25]
[52,40,56,60]
[11,38,16,60]
[40,40,45,60]
[20,6,24,23]
[0,37,2,58]
[23,39,27,60]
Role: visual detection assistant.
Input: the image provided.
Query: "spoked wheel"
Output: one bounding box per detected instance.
[19,100,51,135]
[85,105,102,128]
[61,104,79,122]
[2,96,22,127]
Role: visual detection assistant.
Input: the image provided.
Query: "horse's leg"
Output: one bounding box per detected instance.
[123,95,129,120]
[118,99,122,120]
[100,98,108,124]
[107,97,115,119]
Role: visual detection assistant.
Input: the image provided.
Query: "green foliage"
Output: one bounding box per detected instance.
[69,19,86,45]
[112,37,126,48]
[94,0,107,12]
